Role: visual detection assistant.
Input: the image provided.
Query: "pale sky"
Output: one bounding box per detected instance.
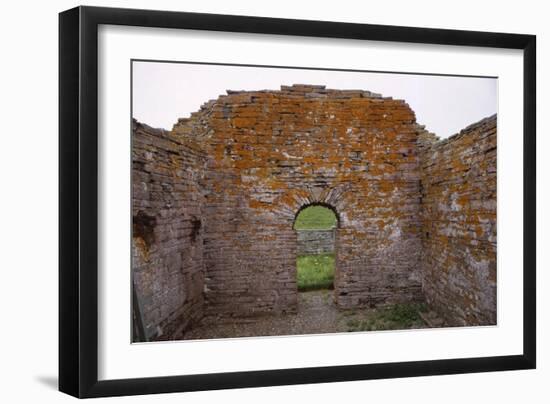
[132,61,497,139]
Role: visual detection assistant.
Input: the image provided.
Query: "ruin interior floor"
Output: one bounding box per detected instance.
[180,290,437,340]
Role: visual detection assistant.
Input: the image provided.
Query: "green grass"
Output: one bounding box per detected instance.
[294,205,337,230]
[346,303,428,332]
[297,253,335,291]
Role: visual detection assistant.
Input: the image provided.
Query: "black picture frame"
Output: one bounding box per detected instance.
[59,5,536,398]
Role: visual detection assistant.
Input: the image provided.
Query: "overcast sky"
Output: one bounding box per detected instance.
[132,61,497,139]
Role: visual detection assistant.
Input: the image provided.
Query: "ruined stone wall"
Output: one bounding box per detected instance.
[297,229,335,255]
[172,85,425,317]
[132,120,207,340]
[418,115,497,326]
[132,85,497,334]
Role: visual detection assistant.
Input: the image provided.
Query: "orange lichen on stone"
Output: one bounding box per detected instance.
[132,85,497,341]
[419,115,496,326]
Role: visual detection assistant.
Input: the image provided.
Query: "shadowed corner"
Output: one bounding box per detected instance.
[35,375,58,390]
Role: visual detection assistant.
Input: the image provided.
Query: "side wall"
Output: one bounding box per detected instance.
[132,121,206,340]
[419,116,497,326]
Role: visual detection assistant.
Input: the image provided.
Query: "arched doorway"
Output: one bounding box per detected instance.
[293,204,339,294]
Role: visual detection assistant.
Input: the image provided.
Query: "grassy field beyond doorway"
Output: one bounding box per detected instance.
[297,253,335,291]
[294,205,337,230]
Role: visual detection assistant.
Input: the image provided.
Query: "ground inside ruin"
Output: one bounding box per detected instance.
[180,290,436,340]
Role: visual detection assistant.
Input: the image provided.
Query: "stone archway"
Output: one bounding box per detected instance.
[293,203,339,297]
[292,203,338,300]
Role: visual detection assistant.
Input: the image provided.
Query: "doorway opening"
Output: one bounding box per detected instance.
[293,204,338,292]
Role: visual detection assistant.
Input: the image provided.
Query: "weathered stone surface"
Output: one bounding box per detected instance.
[418,115,497,326]
[132,120,207,340]
[184,85,425,316]
[132,85,497,340]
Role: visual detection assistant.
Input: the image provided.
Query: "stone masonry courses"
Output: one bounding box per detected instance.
[132,84,497,341]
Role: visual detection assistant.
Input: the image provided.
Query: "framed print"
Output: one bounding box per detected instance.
[59,6,536,398]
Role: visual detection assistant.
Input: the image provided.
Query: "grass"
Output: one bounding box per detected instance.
[294,205,337,230]
[346,303,428,332]
[296,253,335,291]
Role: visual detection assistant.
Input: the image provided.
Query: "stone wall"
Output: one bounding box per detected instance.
[297,229,336,255]
[132,120,207,340]
[418,115,497,326]
[132,84,498,339]
[171,84,425,316]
